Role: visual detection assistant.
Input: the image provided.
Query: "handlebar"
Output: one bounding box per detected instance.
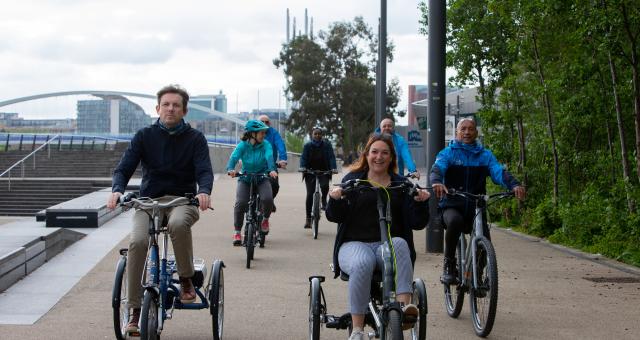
[445,188,515,202]
[335,178,424,197]
[231,172,270,179]
[299,169,335,176]
[119,193,201,209]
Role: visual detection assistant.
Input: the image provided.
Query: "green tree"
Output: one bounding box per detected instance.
[274,17,401,157]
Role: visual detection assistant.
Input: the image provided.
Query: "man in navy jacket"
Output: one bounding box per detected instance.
[107,84,213,335]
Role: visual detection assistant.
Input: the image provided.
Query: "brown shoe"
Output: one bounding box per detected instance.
[179,277,196,303]
[402,303,419,330]
[126,308,140,334]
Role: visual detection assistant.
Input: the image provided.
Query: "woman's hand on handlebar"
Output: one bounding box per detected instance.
[269,171,278,179]
[433,183,448,199]
[414,188,430,202]
[227,170,237,178]
[329,187,343,200]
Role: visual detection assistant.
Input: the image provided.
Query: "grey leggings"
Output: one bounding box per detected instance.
[234,179,273,230]
[338,237,413,314]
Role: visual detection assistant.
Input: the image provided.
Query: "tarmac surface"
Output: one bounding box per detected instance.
[1,171,639,339]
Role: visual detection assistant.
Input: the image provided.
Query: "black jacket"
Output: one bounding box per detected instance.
[112,121,214,198]
[326,171,429,278]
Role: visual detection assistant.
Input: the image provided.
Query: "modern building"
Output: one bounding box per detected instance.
[1,112,75,132]
[407,85,428,125]
[76,95,152,134]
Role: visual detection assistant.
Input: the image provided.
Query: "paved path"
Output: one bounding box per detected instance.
[0,172,639,339]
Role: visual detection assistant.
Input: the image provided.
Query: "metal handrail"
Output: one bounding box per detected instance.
[0,134,60,190]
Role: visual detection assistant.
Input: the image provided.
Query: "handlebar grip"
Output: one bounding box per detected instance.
[120,192,137,203]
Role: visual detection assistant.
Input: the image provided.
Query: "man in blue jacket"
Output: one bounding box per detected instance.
[106,84,213,335]
[375,117,420,179]
[430,118,525,284]
[258,115,287,210]
[299,127,337,228]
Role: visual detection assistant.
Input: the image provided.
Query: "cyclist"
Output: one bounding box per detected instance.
[430,118,526,285]
[375,117,420,179]
[326,133,431,340]
[226,119,277,246]
[106,84,213,335]
[258,114,287,211]
[299,127,337,229]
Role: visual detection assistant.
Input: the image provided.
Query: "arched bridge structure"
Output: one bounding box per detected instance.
[0,90,246,125]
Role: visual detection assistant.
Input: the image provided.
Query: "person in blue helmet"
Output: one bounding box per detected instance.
[258,115,287,211]
[375,117,420,179]
[430,118,525,284]
[226,119,278,246]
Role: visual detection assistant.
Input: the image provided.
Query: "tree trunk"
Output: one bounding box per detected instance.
[595,48,617,182]
[532,31,560,206]
[608,50,635,213]
[620,3,640,183]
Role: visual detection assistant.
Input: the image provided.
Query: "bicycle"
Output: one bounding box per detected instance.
[233,172,269,269]
[111,193,224,340]
[441,189,514,337]
[300,169,334,239]
[308,179,428,340]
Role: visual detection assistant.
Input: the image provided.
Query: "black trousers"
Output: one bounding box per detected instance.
[304,174,330,218]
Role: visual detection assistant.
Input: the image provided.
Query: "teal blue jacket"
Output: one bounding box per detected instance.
[226,140,276,183]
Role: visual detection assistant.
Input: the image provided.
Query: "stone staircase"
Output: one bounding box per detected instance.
[0,142,139,216]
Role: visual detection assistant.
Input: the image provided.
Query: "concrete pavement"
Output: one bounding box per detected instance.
[0,171,639,339]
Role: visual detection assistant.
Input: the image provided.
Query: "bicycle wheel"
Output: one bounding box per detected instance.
[384,309,404,340]
[209,260,225,340]
[444,241,465,318]
[469,236,498,337]
[308,277,322,340]
[140,291,160,340]
[245,222,255,268]
[112,255,128,340]
[410,278,427,340]
[312,192,320,239]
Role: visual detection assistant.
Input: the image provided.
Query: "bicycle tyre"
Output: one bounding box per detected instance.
[246,222,255,268]
[469,236,498,337]
[384,309,404,340]
[411,278,428,340]
[140,291,160,340]
[209,260,225,340]
[309,278,322,340]
[444,240,465,318]
[112,255,128,340]
[312,192,320,239]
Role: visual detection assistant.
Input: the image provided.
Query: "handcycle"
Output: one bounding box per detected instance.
[308,178,428,340]
[232,172,269,269]
[112,193,224,340]
[441,189,514,337]
[299,169,334,239]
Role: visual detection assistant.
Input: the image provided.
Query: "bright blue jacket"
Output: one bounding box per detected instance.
[265,127,287,163]
[374,128,417,176]
[226,140,276,183]
[429,140,520,212]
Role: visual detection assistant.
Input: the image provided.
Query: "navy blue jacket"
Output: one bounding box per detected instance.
[112,121,214,198]
[300,139,337,171]
[326,171,429,278]
[430,140,519,214]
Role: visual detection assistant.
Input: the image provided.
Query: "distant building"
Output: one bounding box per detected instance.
[76,95,152,134]
[407,85,428,125]
[0,112,75,132]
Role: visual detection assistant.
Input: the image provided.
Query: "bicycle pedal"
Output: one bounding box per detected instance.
[325,315,339,328]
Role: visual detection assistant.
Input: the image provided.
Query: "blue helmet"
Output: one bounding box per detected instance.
[245,119,269,132]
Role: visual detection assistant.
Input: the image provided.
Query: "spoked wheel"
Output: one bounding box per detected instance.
[140,291,160,340]
[209,260,225,340]
[444,242,465,318]
[410,278,428,340]
[312,192,320,239]
[470,237,498,337]
[384,309,404,340]
[245,222,255,268]
[112,253,129,340]
[308,278,322,340]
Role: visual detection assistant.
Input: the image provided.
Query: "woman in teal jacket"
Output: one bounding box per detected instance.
[226,120,278,246]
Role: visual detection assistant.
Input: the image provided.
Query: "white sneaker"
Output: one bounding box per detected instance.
[348,329,366,340]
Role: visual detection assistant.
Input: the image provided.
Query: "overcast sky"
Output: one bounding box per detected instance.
[0,0,431,122]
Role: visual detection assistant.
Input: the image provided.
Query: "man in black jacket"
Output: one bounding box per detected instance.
[106,84,213,335]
